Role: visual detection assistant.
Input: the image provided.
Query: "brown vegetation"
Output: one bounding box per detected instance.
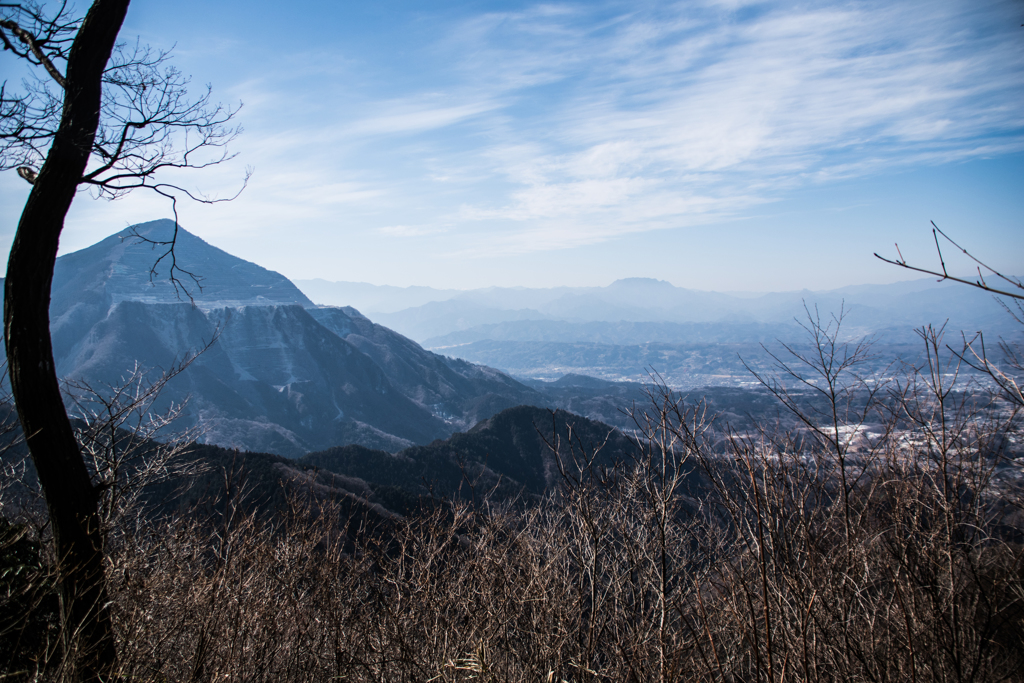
[2,316,1023,682]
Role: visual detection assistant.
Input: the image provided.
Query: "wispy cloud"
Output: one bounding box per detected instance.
[376,224,451,237]
[345,99,502,136]
[50,0,1017,273]
[405,0,1024,253]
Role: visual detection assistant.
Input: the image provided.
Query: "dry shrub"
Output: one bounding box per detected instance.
[3,320,1024,682]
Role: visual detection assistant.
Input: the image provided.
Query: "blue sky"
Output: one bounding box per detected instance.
[2,0,1022,291]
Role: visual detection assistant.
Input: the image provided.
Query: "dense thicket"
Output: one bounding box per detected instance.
[2,320,1023,682]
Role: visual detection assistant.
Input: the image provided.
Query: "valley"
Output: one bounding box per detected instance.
[5,218,1012,458]
[296,275,1021,390]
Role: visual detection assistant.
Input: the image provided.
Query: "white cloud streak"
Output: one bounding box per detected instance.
[409,0,1024,253]
[44,0,1016,267]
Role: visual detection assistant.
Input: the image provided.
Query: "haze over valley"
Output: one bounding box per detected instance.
[7,216,1013,463]
[295,275,1019,387]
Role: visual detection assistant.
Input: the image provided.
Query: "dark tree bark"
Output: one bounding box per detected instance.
[3,1,130,679]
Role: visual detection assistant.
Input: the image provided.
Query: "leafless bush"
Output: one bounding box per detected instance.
[3,316,1023,682]
[63,359,205,535]
[0,355,206,681]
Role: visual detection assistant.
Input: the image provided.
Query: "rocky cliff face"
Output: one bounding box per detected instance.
[12,219,543,456]
[309,306,539,430]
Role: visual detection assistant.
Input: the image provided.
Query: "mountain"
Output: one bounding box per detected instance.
[292,279,461,314]
[52,221,314,309]
[112,405,646,524]
[307,306,539,426]
[295,275,1021,389]
[298,276,1018,346]
[14,219,546,457]
[298,404,641,503]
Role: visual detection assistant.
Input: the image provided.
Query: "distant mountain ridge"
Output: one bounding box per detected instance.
[124,405,647,524]
[8,219,545,457]
[297,275,1017,344]
[294,274,1021,388]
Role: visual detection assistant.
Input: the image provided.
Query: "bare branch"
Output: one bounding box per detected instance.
[875,222,1024,301]
[2,5,247,305]
[0,16,66,87]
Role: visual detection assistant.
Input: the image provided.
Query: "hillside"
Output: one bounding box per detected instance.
[4,219,547,456]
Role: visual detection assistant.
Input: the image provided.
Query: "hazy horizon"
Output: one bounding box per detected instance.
[292,273,977,296]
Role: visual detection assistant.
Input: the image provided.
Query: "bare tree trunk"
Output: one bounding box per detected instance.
[3,1,130,679]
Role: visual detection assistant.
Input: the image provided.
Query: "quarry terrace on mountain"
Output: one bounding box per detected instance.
[0,216,1015,458]
[8,217,1014,460]
[0,219,542,457]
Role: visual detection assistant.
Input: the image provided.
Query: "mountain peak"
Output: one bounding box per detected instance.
[114,218,227,250]
[607,277,676,290]
[53,218,314,311]
[121,217,190,240]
